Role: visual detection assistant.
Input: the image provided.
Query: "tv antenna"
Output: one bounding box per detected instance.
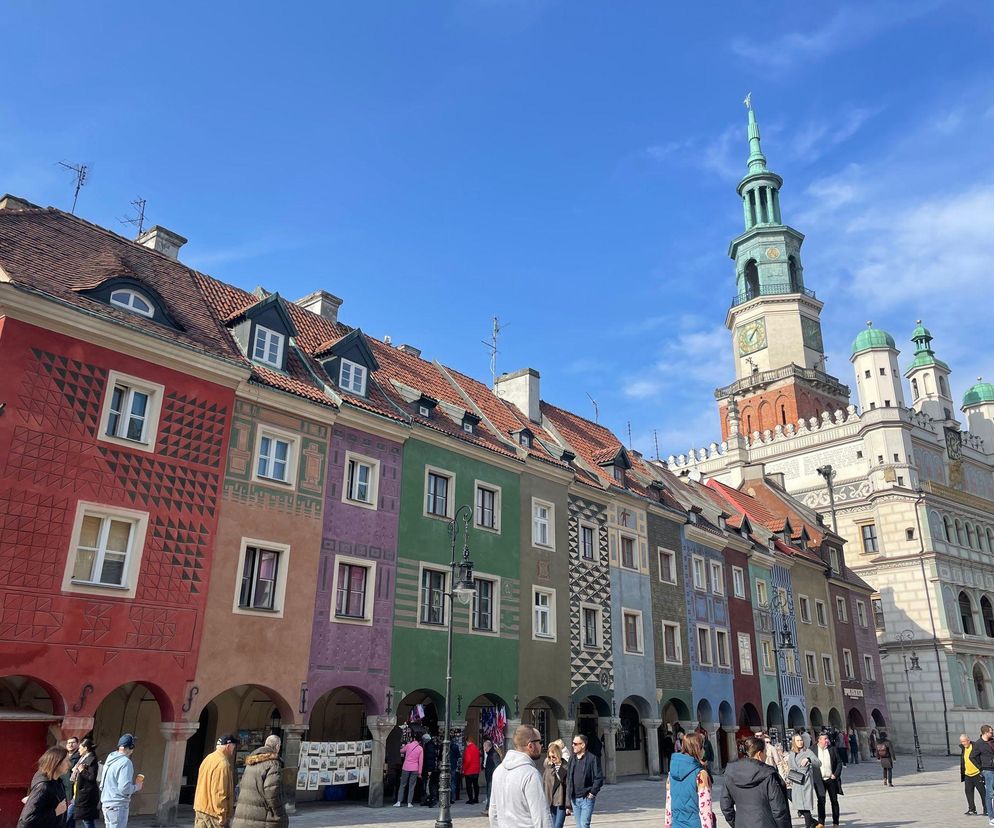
[120,197,148,236]
[586,392,599,424]
[653,429,660,461]
[58,161,88,214]
[627,421,633,450]
[482,316,505,386]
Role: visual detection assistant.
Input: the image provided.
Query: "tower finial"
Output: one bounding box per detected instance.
[746,99,767,174]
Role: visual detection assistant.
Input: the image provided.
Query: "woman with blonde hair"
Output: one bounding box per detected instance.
[786,731,821,828]
[664,732,714,828]
[543,741,568,828]
[17,747,70,828]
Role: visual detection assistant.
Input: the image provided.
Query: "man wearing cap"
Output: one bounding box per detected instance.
[101,734,143,828]
[195,735,239,828]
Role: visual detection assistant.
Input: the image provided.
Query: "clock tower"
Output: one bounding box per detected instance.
[717,102,850,440]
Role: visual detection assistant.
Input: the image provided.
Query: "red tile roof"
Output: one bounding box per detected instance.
[0,204,242,361]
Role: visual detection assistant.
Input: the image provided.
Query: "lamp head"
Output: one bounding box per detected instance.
[454,558,475,605]
[910,652,922,671]
[779,621,793,650]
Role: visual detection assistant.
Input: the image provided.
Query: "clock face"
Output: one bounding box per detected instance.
[801,316,824,353]
[737,318,768,356]
[766,247,781,260]
[945,427,963,461]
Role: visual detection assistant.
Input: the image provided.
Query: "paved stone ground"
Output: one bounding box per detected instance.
[131,755,969,828]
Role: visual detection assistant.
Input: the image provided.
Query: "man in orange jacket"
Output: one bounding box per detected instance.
[194,734,239,828]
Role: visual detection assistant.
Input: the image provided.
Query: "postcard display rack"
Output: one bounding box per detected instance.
[294,740,373,789]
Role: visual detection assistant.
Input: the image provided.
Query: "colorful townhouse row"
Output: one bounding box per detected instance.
[0,192,887,825]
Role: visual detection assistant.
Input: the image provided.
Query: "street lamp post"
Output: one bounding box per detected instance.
[895,629,925,772]
[768,588,795,742]
[436,505,476,828]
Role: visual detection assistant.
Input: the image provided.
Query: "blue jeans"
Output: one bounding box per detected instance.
[983,770,994,818]
[550,805,566,828]
[77,820,96,828]
[102,804,129,828]
[571,796,595,828]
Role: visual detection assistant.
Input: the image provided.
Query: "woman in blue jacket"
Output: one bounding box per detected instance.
[665,733,714,828]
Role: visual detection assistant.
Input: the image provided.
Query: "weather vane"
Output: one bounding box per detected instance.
[743,92,752,110]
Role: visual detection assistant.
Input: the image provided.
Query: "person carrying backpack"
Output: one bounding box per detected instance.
[875,731,895,786]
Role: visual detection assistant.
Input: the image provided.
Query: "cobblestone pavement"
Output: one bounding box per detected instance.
[276,754,966,827]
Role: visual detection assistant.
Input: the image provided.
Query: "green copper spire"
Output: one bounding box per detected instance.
[908,319,950,370]
[746,102,768,174]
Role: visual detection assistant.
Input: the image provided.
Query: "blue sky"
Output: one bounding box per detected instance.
[3,1,994,458]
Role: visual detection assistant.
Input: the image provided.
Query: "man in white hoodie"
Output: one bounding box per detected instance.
[488,725,553,828]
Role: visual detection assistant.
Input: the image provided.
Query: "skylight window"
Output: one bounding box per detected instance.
[109,289,154,318]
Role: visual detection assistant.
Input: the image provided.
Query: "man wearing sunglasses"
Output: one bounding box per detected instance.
[565,734,603,828]
[487,725,552,828]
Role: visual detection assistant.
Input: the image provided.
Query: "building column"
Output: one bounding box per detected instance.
[721,726,738,770]
[155,722,200,827]
[557,719,577,748]
[598,717,621,784]
[281,725,308,815]
[366,715,397,808]
[857,728,871,761]
[504,719,522,754]
[701,723,719,773]
[642,719,662,779]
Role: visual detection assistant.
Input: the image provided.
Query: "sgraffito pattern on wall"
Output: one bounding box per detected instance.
[568,494,613,694]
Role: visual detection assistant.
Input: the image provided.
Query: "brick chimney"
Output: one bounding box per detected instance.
[397,344,421,358]
[295,290,343,324]
[136,225,187,261]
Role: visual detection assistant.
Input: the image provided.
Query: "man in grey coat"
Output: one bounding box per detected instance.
[720,737,791,828]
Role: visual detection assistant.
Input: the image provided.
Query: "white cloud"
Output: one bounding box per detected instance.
[621,322,730,404]
[789,107,879,163]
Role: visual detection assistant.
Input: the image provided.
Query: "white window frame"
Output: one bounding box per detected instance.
[342,451,380,509]
[805,651,818,683]
[822,653,836,685]
[232,537,291,618]
[756,578,769,606]
[253,424,299,488]
[710,561,724,595]
[580,601,603,650]
[863,654,875,680]
[737,632,753,674]
[696,625,713,666]
[829,548,840,573]
[580,522,597,561]
[424,465,455,519]
[62,501,149,599]
[330,554,376,626]
[252,325,285,368]
[843,648,855,679]
[715,628,731,668]
[815,599,828,627]
[417,564,448,629]
[473,480,502,533]
[622,609,645,655]
[799,595,812,624]
[109,287,154,317]
[784,648,797,676]
[856,600,868,628]
[692,555,706,591]
[658,548,677,584]
[860,522,879,553]
[661,621,683,664]
[619,534,638,571]
[532,586,557,641]
[469,572,501,636]
[732,566,745,598]
[98,370,164,453]
[532,498,555,549]
[339,358,367,395]
[836,595,849,623]
[761,637,775,674]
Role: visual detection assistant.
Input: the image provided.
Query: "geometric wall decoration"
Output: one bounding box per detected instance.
[101,449,219,517]
[140,516,210,603]
[0,488,72,590]
[158,392,228,468]
[0,593,65,642]
[20,349,107,439]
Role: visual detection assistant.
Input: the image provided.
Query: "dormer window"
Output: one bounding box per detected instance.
[110,288,154,318]
[461,412,480,435]
[339,359,367,395]
[688,511,699,525]
[520,432,532,448]
[613,465,624,482]
[253,326,285,368]
[420,405,432,418]
[463,421,474,434]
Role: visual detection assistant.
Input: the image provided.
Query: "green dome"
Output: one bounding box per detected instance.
[964,379,994,408]
[851,322,896,355]
[911,321,932,340]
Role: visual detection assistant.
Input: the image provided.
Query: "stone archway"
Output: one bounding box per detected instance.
[810,707,824,730]
[304,686,379,806]
[871,709,887,728]
[766,701,783,735]
[521,695,567,748]
[787,705,805,731]
[829,708,844,730]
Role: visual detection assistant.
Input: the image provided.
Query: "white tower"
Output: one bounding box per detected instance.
[905,321,956,423]
[850,322,905,412]
[962,379,994,451]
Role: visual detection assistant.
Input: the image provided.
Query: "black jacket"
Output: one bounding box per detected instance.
[811,747,845,796]
[974,738,994,771]
[719,758,791,828]
[566,752,604,801]
[423,741,437,773]
[661,735,675,758]
[71,754,100,821]
[17,773,65,828]
[482,748,501,785]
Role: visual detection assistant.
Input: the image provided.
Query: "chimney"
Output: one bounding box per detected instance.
[0,194,35,211]
[295,290,343,324]
[397,344,421,358]
[136,225,187,261]
[494,368,541,423]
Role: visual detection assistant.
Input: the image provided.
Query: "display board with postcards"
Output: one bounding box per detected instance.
[294,740,373,789]
[235,730,271,780]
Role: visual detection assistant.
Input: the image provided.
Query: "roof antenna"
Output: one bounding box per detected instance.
[627,421,633,450]
[58,161,88,215]
[586,392,599,424]
[120,197,148,236]
[653,429,660,461]
[483,315,505,387]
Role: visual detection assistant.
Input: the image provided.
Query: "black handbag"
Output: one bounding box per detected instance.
[786,768,807,785]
